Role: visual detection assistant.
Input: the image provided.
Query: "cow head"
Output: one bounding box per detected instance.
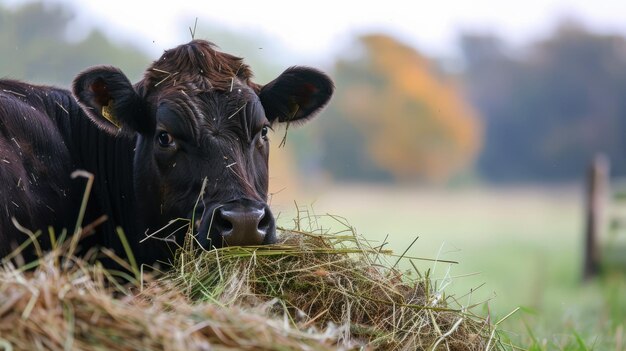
[72,40,333,250]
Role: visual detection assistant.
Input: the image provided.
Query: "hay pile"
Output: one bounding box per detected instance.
[0,255,337,350]
[0,224,501,350]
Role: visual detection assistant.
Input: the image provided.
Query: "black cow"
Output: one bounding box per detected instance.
[0,40,333,264]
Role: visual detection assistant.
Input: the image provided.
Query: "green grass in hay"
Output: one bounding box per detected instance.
[171,218,503,350]
[0,195,506,350]
[0,248,341,351]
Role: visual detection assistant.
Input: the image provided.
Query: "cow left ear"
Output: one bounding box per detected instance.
[73,66,151,135]
[259,67,334,125]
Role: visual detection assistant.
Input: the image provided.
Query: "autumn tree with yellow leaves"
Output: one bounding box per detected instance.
[319,34,482,183]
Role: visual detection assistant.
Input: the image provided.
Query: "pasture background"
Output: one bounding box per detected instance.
[2,0,626,349]
[271,183,626,348]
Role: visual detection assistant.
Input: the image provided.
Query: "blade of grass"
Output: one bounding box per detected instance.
[116,227,140,285]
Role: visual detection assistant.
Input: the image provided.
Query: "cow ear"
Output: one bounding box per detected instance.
[73,66,151,134]
[259,67,334,125]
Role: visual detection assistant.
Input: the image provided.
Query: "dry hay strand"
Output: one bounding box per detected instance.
[0,251,338,350]
[0,213,503,350]
[173,227,499,350]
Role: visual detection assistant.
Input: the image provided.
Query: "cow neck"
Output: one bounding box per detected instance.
[48,89,140,242]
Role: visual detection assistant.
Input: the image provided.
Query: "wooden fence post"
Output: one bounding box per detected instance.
[583,154,609,281]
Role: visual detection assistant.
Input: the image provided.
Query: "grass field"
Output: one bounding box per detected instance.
[271,183,626,349]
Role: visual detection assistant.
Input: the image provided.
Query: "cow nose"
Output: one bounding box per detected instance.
[211,200,276,247]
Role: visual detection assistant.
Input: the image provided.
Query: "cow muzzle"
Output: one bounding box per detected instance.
[197,198,276,248]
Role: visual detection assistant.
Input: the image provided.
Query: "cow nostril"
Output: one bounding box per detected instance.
[214,209,234,232]
[258,208,271,232]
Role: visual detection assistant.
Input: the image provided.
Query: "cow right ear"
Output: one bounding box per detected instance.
[259,67,334,125]
[73,66,152,135]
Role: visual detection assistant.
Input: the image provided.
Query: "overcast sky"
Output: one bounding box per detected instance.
[6,0,626,63]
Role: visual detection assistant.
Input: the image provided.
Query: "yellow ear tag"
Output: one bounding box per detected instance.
[101,100,121,128]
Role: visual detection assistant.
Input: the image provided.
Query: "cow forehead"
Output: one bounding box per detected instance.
[136,40,269,142]
[154,85,265,143]
[154,82,258,122]
[141,40,259,95]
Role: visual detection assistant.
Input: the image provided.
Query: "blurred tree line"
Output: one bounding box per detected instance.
[316,34,481,183]
[461,20,626,182]
[3,1,626,184]
[318,21,626,184]
[0,2,148,86]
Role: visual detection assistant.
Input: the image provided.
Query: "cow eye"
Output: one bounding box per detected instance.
[157,131,175,147]
[261,126,269,139]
